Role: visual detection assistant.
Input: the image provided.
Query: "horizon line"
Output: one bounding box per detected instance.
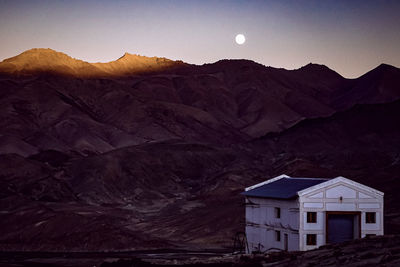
[1,47,398,79]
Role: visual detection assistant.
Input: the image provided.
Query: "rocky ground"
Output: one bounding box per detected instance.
[102,235,400,267]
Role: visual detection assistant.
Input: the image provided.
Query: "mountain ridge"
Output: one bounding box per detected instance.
[0,48,187,77]
[1,48,400,252]
[2,48,398,79]
[0,49,399,157]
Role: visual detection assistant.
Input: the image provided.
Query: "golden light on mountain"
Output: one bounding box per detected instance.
[0,48,186,77]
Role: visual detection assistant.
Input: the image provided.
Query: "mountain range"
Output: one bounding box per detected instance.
[0,48,399,251]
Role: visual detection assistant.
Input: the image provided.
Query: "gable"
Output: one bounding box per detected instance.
[298,176,383,198]
[359,192,374,199]
[326,185,356,198]
[309,192,323,198]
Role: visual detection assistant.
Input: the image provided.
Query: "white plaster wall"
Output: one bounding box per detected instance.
[359,192,373,199]
[309,192,323,198]
[304,202,323,208]
[299,181,384,251]
[326,185,356,198]
[245,197,299,252]
[289,233,300,251]
[359,203,380,209]
[326,203,356,211]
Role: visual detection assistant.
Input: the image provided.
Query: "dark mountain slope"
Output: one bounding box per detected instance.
[332,63,400,110]
[2,100,400,251]
[0,50,352,157]
[1,51,399,158]
[4,51,399,158]
[1,49,400,251]
[252,99,400,232]
[0,141,262,251]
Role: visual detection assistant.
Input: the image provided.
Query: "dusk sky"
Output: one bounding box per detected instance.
[1,0,399,78]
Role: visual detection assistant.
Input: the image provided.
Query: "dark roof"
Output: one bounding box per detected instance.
[242,177,328,199]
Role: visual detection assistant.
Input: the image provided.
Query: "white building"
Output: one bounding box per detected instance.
[243,175,384,252]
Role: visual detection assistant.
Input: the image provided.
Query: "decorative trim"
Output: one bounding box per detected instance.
[298,177,384,197]
[245,174,290,191]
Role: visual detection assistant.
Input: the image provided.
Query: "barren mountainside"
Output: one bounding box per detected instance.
[0,49,400,251]
[0,48,185,77]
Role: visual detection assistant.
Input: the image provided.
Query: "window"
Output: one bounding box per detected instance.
[365,234,376,238]
[275,207,281,218]
[366,212,376,224]
[306,234,316,246]
[307,212,317,223]
[275,230,281,242]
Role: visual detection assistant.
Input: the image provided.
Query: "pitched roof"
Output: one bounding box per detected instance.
[242,177,328,199]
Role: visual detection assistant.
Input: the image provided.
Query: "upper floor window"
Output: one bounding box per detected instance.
[275,207,281,218]
[307,212,317,223]
[366,212,376,224]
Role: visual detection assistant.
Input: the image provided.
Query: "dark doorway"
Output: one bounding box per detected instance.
[326,212,360,244]
[284,234,288,251]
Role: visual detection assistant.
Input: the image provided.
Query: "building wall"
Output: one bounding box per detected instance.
[299,180,384,251]
[245,197,300,252]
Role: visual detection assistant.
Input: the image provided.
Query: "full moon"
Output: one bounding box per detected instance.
[235,34,246,45]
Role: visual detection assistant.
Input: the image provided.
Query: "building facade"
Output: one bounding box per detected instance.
[243,175,384,252]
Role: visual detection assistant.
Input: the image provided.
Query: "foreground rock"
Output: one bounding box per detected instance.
[100,235,400,267]
[1,235,397,266]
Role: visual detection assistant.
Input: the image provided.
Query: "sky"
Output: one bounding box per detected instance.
[0,0,399,78]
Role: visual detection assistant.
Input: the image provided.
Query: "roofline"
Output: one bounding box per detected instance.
[244,174,290,191]
[244,195,298,201]
[297,176,384,197]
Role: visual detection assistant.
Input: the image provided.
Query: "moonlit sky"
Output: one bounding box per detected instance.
[0,0,399,78]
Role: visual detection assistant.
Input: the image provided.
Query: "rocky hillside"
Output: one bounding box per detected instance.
[251,99,400,233]
[0,49,400,251]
